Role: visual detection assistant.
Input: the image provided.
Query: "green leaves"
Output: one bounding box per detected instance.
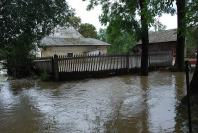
[0,0,74,77]
[67,15,98,38]
[186,0,198,28]
[0,0,73,48]
[68,16,82,30]
[107,30,136,54]
[83,0,176,45]
[97,25,136,54]
[79,23,97,38]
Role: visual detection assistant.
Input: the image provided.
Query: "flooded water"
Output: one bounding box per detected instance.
[0,72,188,133]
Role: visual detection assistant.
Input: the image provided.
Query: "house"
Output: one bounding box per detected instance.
[39,27,110,57]
[132,29,177,56]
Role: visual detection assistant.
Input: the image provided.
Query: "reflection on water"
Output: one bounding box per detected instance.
[0,72,187,133]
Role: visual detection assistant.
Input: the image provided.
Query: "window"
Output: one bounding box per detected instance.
[67,53,73,57]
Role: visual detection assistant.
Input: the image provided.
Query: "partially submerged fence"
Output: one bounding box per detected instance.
[57,54,141,72]
[149,51,173,67]
[33,52,172,80]
[33,57,53,73]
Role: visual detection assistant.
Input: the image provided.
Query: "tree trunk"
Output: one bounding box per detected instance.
[190,47,198,94]
[139,0,149,76]
[175,0,186,71]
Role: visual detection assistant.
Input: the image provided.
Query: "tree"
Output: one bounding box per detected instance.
[97,26,136,54]
[107,26,136,54]
[171,0,198,92]
[68,16,81,30]
[97,28,108,42]
[0,0,73,78]
[153,19,167,31]
[177,0,198,95]
[83,0,175,75]
[139,0,149,75]
[68,16,97,38]
[185,0,198,93]
[186,31,197,58]
[78,23,97,38]
[175,0,186,71]
[83,0,148,74]
[188,28,198,93]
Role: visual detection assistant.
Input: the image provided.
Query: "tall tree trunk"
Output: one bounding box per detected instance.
[175,0,186,71]
[190,47,198,94]
[139,0,149,76]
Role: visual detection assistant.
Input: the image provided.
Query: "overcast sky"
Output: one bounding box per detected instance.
[68,0,177,31]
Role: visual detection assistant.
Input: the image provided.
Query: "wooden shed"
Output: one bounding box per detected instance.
[132,29,177,57]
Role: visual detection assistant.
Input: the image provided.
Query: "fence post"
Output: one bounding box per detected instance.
[53,54,59,81]
[126,54,129,72]
[51,57,54,79]
[148,53,150,68]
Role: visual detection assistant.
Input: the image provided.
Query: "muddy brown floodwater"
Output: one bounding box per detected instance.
[0,72,189,133]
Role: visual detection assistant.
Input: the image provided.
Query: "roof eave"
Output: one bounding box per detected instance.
[137,40,177,45]
[39,44,110,47]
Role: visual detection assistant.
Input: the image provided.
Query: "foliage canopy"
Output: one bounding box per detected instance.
[78,23,97,38]
[0,0,73,77]
[68,16,97,38]
[83,0,175,38]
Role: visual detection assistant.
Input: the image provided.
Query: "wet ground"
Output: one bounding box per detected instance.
[0,72,188,133]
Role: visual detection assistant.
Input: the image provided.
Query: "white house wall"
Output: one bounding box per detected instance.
[41,46,108,57]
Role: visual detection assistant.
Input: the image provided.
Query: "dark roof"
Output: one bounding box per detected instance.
[137,29,177,44]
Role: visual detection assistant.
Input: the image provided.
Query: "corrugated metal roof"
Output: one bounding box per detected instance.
[41,36,110,46]
[80,38,110,46]
[137,29,177,44]
[50,27,83,38]
[40,27,110,47]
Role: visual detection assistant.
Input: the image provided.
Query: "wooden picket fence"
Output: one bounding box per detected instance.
[149,51,173,67]
[57,54,141,72]
[33,52,172,81]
